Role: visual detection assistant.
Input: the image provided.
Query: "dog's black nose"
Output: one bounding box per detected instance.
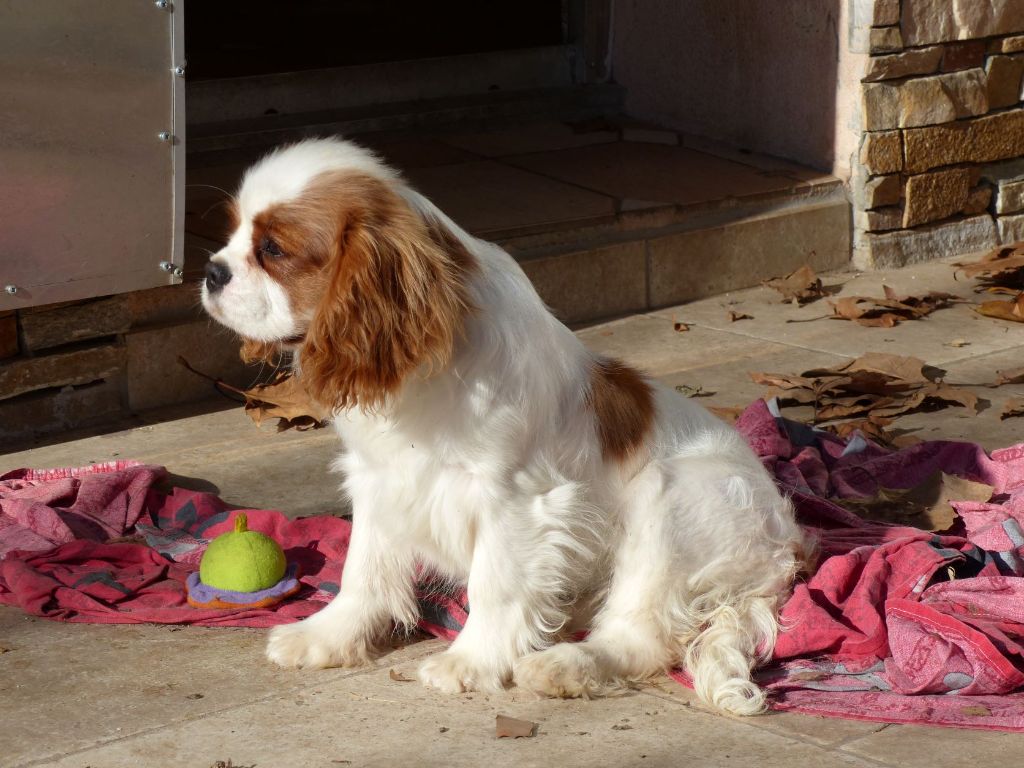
[205,260,232,292]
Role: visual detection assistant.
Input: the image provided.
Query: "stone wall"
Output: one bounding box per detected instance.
[853,0,1024,266]
[0,286,254,447]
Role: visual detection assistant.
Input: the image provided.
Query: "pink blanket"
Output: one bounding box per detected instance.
[5,401,1024,730]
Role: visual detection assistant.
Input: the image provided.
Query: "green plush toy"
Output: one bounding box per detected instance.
[198,513,286,593]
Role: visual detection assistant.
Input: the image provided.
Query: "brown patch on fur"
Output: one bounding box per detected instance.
[587,357,655,462]
[248,170,477,410]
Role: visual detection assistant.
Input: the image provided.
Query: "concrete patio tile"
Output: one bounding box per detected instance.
[34,658,876,768]
[649,255,1024,366]
[839,722,1021,766]
[440,120,619,158]
[0,606,438,767]
[576,314,831,378]
[403,160,616,237]
[503,142,807,208]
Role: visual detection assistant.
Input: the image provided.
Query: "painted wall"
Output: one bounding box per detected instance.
[612,0,850,175]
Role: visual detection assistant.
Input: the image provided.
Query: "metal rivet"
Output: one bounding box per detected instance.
[173,66,186,77]
[154,0,170,9]
[157,131,172,142]
[5,285,18,295]
[159,261,183,278]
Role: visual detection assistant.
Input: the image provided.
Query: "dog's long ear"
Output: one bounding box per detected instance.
[239,338,283,365]
[299,174,476,411]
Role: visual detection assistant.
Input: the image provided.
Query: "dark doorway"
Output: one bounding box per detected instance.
[186,0,565,80]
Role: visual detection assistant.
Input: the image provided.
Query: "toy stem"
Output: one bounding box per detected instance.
[234,513,248,534]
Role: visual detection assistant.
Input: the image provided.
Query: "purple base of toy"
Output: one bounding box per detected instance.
[186,564,301,608]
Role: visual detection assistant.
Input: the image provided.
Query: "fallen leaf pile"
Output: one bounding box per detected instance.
[954,243,1024,289]
[763,265,832,305]
[837,471,993,532]
[179,357,329,432]
[750,353,978,424]
[955,243,1024,322]
[829,285,960,327]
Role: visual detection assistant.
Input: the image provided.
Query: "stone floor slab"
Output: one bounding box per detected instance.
[839,721,1021,766]
[504,141,811,209]
[0,607,438,767]
[402,160,616,237]
[31,657,877,768]
[439,120,620,158]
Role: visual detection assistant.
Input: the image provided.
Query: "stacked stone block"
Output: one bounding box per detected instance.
[0,285,255,446]
[854,0,1024,266]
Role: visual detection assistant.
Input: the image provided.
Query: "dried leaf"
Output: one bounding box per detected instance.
[945,339,970,348]
[1001,398,1024,420]
[709,406,744,423]
[496,714,537,738]
[961,705,993,717]
[749,371,822,391]
[954,244,1024,281]
[826,416,896,446]
[828,289,957,328]
[789,670,828,682]
[240,369,331,431]
[674,384,714,398]
[872,383,979,418]
[178,357,329,432]
[995,366,1024,386]
[673,322,690,332]
[975,293,1024,323]
[804,353,932,386]
[752,353,976,425]
[763,265,828,304]
[728,311,753,322]
[838,471,993,532]
[388,669,413,682]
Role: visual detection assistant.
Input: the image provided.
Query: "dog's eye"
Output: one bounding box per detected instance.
[258,236,284,260]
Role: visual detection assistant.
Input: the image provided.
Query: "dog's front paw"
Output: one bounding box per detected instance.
[266,619,373,670]
[514,643,602,698]
[419,650,507,693]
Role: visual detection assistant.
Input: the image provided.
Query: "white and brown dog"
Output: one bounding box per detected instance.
[201,137,806,715]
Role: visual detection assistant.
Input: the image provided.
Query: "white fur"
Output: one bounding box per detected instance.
[202,138,805,716]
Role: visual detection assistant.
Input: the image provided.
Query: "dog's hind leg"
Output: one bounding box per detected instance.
[514,456,799,715]
[513,463,677,698]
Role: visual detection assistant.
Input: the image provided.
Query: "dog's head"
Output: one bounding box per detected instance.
[201,138,475,411]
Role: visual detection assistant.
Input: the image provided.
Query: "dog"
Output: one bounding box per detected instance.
[200,137,806,715]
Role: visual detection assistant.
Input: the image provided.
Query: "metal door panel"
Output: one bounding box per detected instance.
[0,0,185,310]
